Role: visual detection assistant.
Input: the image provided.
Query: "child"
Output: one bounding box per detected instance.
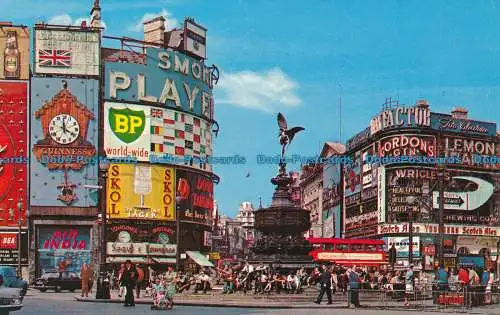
[151,278,166,309]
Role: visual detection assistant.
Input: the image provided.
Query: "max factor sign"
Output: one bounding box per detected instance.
[370,105,431,136]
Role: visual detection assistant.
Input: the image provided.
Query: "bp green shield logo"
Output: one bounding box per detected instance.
[109,107,146,143]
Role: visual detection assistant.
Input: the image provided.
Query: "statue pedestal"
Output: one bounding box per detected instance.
[249,165,314,270]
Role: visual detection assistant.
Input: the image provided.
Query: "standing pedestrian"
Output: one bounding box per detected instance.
[348,268,361,308]
[314,265,332,304]
[80,264,90,297]
[135,264,144,298]
[88,265,95,295]
[121,260,136,307]
[404,264,415,306]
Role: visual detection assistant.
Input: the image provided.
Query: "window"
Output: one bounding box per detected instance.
[336,244,348,251]
[352,244,363,251]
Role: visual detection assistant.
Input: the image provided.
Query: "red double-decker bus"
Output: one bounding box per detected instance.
[307,238,387,267]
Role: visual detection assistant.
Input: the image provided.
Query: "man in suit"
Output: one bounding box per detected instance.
[314,264,332,304]
[121,260,136,307]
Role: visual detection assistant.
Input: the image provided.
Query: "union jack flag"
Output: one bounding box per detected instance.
[38,49,71,67]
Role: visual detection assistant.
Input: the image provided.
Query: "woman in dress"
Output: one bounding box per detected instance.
[80,264,90,297]
[164,265,177,309]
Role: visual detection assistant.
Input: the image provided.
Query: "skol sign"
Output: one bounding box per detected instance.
[107,164,175,220]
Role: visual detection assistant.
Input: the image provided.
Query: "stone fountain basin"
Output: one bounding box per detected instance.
[254,206,311,234]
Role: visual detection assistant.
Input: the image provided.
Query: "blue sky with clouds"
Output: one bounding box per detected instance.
[5,0,500,217]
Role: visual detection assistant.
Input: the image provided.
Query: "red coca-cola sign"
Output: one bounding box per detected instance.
[0,82,27,227]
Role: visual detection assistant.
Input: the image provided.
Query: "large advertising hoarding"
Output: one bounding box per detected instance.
[431,170,499,225]
[323,163,341,238]
[107,221,176,245]
[34,28,100,76]
[431,113,497,137]
[30,78,99,207]
[104,47,214,121]
[37,227,91,276]
[150,107,213,172]
[440,136,498,169]
[385,167,499,225]
[104,102,150,162]
[0,82,27,226]
[387,236,421,258]
[377,134,436,158]
[0,231,27,265]
[107,164,175,221]
[176,169,213,226]
[0,26,30,80]
[370,105,431,136]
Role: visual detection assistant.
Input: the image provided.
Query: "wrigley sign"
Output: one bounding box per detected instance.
[378,223,500,237]
[105,47,214,120]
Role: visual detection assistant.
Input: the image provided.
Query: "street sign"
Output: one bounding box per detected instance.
[432,176,494,211]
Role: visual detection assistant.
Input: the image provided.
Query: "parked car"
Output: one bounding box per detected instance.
[0,267,27,297]
[33,271,81,293]
[0,284,23,314]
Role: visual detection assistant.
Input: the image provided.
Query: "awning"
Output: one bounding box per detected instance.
[186,251,214,267]
[152,257,176,264]
[106,256,148,263]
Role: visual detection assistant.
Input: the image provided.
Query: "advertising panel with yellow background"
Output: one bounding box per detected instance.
[0,25,30,80]
[107,164,175,221]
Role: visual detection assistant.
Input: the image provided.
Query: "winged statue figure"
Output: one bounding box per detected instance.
[277,113,305,159]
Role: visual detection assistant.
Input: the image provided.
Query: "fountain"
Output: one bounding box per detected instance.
[249,113,314,270]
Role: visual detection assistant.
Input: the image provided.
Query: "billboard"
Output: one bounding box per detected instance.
[323,162,342,238]
[183,19,207,59]
[107,164,175,221]
[431,113,497,137]
[176,169,213,226]
[431,170,499,225]
[370,105,431,136]
[107,221,176,244]
[440,136,498,169]
[346,127,370,152]
[0,230,27,265]
[0,26,30,80]
[0,82,27,226]
[104,47,214,120]
[37,227,91,276]
[387,236,421,258]
[104,102,150,162]
[377,134,436,158]
[34,28,100,76]
[30,78,99,207]
[150,107,213,172]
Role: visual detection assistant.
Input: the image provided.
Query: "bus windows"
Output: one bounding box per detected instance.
[351,244,363,251]
[336,244,348,251]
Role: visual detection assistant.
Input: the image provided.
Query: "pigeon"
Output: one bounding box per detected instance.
[245,172,251,178]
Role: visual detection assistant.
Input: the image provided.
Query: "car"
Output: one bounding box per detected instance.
[0,286,23,315]
[0,267,27,297]
[33,271,81,293]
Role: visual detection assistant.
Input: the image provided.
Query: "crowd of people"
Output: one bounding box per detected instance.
[100,260,498,309]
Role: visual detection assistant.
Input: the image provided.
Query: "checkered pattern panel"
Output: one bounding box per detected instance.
[150,107,213,170]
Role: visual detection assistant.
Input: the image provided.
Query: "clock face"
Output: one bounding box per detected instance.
[117,231,131,243]
[48,114,80,144]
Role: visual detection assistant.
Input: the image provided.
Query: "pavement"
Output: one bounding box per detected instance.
[19,289,500,315]
[73,288,446,310]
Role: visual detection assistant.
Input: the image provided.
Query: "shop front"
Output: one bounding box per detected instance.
[106,242,177,272]
[37,227,92,277]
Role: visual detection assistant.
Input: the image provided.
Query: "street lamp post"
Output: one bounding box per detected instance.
[175,196,181,271]
[437,165,445,266]
[99,161,110,271]
[405,196,415,265]
[16,200,23,277]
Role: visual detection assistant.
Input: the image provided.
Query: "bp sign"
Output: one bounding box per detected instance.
[104,102,150,162]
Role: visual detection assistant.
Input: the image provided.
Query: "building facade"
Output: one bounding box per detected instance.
[300,163,324,238]
[343,99,500,271]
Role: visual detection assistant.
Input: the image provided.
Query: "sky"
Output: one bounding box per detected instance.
[5,0,500,217]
